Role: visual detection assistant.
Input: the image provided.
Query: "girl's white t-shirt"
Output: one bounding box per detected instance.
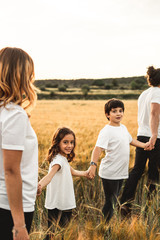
[0,103,38,212]
[96,124,132,180]
[45,153,76,211]
[137,87,160,138]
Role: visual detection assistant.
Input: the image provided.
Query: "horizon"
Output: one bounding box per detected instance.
[35,75,145,81]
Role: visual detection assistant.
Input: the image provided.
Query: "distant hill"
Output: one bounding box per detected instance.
[35,76,146,88]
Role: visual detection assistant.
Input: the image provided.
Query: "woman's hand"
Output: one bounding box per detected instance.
[13,226,29,240]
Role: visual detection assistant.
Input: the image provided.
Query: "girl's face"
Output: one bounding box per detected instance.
[59,134,75,156]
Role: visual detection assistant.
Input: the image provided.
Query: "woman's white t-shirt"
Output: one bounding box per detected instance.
[0,103,38,212]
[45,154,76,211]
[96,124,132,180]
[137,87,160,138]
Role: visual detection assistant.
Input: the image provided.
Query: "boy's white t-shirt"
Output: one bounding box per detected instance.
[96,124,132,180]
[137,87,160,138]
[45,153,76,211]
[0,103,38,212]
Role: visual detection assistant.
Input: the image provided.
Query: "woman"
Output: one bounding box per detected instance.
[0,47,38,240]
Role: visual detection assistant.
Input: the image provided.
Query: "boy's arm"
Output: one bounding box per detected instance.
[70,167,89,178]
[130,139,146,148]
[38,164,60,191]
[88,146,103,179]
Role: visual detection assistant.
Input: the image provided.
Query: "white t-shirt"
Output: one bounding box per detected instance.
[45,153,76,211]
[0,103,38,212]
[137,87,160,138]
[96,124,132,180]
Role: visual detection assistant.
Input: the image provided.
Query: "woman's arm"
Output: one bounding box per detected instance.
[38,164,60,190]
[3,149,29,239]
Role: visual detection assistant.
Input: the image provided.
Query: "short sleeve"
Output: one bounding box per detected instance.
[123,125,132,143]
[95,128,109,150]
[128,132,132,143]
[2,110,28,150]
[151,90,160,104]
[50,155,64,169]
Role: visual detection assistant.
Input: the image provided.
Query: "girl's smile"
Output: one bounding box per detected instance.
[59,134,75,156]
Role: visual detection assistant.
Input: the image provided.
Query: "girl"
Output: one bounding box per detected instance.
[0,47,38,240]
[37,127,89,238]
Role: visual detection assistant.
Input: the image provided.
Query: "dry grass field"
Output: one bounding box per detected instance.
[29,100,160,240]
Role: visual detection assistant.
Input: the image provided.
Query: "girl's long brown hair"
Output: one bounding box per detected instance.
[46,127,76,163]
[0,47,37,111]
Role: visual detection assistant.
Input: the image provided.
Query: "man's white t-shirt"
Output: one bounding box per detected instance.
[96,124,132,180]
[137,87,160,138]
[0,103,38,212]
[45,153,76,211]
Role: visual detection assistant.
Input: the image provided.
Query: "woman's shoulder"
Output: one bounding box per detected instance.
[2,103,27,116]
[1,103,28,122]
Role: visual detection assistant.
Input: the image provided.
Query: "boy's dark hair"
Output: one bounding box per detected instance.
[104,99,124,118]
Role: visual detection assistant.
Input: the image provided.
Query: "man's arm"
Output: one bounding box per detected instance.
[148,103,160,149]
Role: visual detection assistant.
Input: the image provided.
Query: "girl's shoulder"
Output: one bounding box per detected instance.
[50,153,67,167]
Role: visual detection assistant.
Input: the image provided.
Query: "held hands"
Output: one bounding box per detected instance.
[88,165,96,179]
[83,168,96,179]
[144,135,157,151]
[83,169,92,179]
[144,141,151,151]
[37,183,42,196]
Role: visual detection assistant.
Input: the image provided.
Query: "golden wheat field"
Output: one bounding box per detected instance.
[29,100,160,240]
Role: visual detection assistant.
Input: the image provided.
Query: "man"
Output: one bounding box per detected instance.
[120,66,160,215]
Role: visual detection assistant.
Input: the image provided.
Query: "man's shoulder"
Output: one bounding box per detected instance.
[141,87,160,96]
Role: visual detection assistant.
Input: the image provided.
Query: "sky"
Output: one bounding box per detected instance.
[0,0,160,80]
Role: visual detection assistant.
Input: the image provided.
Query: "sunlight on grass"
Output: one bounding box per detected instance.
[29,100,160,240]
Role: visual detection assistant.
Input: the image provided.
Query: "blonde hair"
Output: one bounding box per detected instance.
[0,47,37,111]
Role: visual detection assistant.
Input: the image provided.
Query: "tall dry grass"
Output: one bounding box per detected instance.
[29,100,160,240]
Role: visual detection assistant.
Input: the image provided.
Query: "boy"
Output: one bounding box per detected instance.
[88,98,149,222]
